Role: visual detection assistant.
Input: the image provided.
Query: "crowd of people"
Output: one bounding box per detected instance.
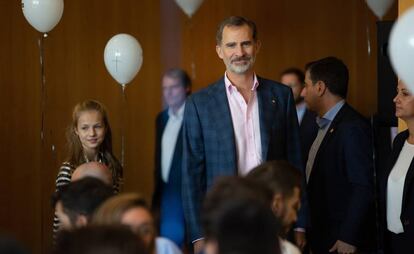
[2,15,412,254]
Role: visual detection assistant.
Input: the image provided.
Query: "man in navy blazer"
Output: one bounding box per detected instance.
[280,68,318,250]
[280,68,318,170]
[182,16,302,253]
[301,57,376,253]
[152,68,191,248]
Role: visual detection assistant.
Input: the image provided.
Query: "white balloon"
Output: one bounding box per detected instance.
[365,0,394,19]
[389,7,414,92]
[175,0,204,18]
[104,34,143,86]
[22,0,64,33]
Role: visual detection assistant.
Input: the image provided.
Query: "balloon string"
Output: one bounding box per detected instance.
[189,19,196,80]
[38,34,46,143]
[365,3,372,57]
[121,85,127,168]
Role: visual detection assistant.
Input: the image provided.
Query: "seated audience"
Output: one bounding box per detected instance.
[202,176,281,254]
[247,161,302,254]
[53,225,149,254]
[379,80,414,254]
[71,161,112,185]
[93,193,182,254]
[51,177,114,230]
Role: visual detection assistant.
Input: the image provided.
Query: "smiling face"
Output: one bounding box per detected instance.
[74,110,106,154]
[216,24,260,75]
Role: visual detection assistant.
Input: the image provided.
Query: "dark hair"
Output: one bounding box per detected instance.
[247,160,302,199]
[163,68,192,96]
[216,16,257,45]
[53,225,149,254]
[202,176,280,254]
[65,100,123,189]
[280,68,305,85]
[0,235,29,254]
[305,56,349,98]
[52,177,114,226]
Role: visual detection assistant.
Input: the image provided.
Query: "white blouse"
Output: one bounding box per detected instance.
[387,140,414,233]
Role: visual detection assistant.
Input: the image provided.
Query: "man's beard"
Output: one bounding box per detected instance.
[226,55,255,74]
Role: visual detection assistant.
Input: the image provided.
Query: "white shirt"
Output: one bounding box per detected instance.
[296,101,307,125]
[156,237,182,254]
[161,104,185,182]
[280,238,301,254]
[387,140,414,233]
[224,73,262,175]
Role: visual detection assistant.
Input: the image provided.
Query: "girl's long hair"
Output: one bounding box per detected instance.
[65,100,122,187]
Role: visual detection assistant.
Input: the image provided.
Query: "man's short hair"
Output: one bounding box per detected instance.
[163,68,192,95]
[202,176,280,254]
[280,68,305,85]
[53,225,149,254]
[51,177,114,225]
[305,56,349,99]
[247,160,302,199]
[216,16,257,45]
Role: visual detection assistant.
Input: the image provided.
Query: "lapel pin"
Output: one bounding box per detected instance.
[330,128,334,133]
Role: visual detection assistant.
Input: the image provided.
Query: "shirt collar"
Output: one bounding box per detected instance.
[224,72,259,94]
[168,103,185,119]
[316,100,345,129]
[296,101,307,112]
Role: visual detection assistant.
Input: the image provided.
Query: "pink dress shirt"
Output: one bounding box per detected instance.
[224,73,262,175]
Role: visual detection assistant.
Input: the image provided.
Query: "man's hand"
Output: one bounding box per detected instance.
[294,231,306,250]
[194,239,205,254]
[329,240,356,254]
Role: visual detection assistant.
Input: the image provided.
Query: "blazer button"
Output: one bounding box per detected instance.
[403,219,410,226]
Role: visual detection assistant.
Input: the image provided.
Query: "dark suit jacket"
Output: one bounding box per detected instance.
[182,76,303,241]
[379,130,414,246]
[151,109,183,228]
[299,108,318,169]
[307,103,376,252]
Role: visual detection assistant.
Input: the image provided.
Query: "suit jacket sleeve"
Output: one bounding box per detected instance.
[182,96,206,242]
[338,123,374,245]
[285,88,308,229]
[151,113,163,227]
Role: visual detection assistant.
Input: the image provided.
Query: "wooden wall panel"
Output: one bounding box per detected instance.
[0,0,397,253]
[0,1,42,253]
[176,0,397,116]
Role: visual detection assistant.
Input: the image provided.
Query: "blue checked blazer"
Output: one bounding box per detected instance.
[182,76,303,241]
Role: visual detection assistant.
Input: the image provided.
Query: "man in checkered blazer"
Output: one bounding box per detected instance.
[182,16,303,253]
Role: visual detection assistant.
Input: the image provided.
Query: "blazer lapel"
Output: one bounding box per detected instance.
[257,78,278,160]
[400,131,414,211]
[208,79,237,173]
[160,110,169,133]
[310,104,348,178]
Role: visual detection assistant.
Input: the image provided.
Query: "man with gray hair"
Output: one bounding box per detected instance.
[152,68,191,248]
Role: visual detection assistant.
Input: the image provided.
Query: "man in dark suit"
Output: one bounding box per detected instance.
[301,57,376,254]
[152,68,191,248]
[280,68,318,171]
[182,16,302,253]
